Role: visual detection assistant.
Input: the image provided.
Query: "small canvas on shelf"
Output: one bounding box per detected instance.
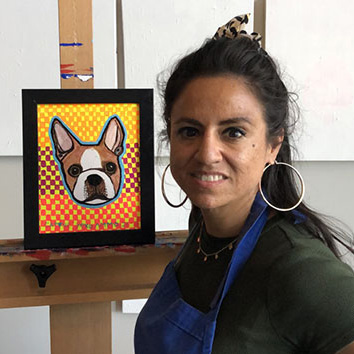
[22,89,155,249]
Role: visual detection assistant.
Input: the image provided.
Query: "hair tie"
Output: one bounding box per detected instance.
[213,14,262,47]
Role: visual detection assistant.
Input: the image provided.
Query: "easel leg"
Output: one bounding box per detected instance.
[50,302,111,354]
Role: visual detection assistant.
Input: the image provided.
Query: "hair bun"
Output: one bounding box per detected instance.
[213,14,262,47]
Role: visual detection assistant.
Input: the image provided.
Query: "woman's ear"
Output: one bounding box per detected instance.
[272,134,284,152]
[268,133,284,163]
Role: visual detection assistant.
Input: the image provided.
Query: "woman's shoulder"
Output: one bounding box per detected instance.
[265,215,354,294]
[249,214,354,291]
[260,213,351,267]
[257,214,354,308]
[261,215,354,353]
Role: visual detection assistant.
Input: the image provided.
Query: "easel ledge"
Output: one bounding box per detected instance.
[0,230,188,263]
[0,230,187,308]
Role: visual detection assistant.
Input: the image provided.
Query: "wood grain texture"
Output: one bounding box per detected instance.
[58,0,94,88]
[50,302,111,354]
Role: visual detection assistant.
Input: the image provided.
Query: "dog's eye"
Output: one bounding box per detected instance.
[105,162,117,174]
[68,164,82,177]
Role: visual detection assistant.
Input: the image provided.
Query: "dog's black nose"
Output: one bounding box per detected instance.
[87,174,103,187]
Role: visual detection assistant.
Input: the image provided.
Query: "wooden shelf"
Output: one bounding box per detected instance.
[0,230,187,308]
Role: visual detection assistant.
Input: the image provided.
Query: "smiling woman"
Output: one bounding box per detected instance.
[169,76,281,237]
[134,14,354,354]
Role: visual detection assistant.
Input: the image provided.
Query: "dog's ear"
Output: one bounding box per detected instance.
[101,117,125,156]
[50,119,77,161]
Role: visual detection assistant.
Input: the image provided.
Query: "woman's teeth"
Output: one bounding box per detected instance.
[197,175,224,182]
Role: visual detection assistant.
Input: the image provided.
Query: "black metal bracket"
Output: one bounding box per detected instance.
[30,264,56,288]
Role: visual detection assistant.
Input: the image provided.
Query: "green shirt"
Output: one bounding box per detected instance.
[176,214,354,353]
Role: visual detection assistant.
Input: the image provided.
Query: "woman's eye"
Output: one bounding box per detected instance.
[178,127,199,138]
[224,127,245,139]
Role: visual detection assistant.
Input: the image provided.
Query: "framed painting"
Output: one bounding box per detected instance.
[22,89,155,249]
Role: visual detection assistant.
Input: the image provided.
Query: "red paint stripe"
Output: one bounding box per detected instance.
[61,70,75,74]
[60,64,74,68]
[27,250,52,261]
[114,245,136,254]
[67,249,90,256]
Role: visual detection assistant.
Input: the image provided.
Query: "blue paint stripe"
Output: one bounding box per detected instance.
[60,42,83,47]
[61,74,94,80]
[61,74,74,79]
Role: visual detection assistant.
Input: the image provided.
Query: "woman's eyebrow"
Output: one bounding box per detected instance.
[173,117,253,127]
[219,117,253,126]
[173,117,203,127]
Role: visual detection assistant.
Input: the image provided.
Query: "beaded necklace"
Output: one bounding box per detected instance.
[196,222,239,262]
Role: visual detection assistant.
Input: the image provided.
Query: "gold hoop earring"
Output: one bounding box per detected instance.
[161,164,188,208]
[258,160,305,212]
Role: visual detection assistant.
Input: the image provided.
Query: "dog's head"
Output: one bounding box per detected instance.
[50,116,125,207]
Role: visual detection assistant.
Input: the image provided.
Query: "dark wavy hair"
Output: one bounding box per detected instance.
[159,36,353,258]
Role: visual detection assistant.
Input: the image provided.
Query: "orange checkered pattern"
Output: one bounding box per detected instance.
[37,103,141,234]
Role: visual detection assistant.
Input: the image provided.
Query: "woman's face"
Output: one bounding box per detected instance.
[169,75,282,215]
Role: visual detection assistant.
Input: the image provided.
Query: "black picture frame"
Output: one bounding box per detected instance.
[22,89,155,250]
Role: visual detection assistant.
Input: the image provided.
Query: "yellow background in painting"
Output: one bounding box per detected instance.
[37,103,141,235]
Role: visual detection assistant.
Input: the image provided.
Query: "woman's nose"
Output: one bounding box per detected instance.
[194,133,222,164]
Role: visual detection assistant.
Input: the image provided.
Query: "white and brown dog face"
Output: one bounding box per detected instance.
[50,116,125,207]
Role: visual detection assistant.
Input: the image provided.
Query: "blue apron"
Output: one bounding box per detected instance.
[134,194,272,354]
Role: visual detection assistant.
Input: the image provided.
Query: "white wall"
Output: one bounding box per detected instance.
[266,0,354,160]
[0,0,59,156]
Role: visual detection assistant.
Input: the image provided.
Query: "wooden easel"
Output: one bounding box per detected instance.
[53,1,97,352]
[58,0,94,89]
[0,232,186,354]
